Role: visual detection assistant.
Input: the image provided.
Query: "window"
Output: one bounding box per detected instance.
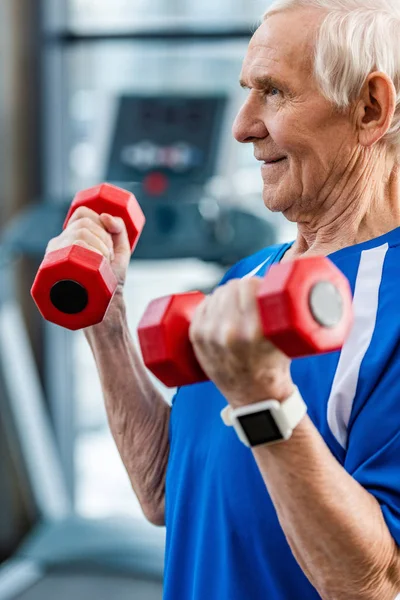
[69,0,268,31]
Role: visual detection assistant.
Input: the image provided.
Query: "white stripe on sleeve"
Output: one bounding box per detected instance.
[243,256,272,279]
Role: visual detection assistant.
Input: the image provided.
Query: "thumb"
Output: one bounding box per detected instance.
[100,214,131,256]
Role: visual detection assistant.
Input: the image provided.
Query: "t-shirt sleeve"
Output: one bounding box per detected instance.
[216,263,240,287]
[344,342,400,546]
[217,245,282,287]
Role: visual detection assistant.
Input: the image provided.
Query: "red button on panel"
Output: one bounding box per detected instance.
[143,172,169,196]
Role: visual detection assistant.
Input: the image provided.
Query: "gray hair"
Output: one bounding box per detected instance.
[264,0,400,150]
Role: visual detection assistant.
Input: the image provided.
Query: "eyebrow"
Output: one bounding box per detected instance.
[240,75,289,92]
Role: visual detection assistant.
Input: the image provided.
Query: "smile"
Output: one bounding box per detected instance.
[263,157,287,166]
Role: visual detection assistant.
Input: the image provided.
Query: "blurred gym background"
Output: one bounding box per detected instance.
[0,0,296,598]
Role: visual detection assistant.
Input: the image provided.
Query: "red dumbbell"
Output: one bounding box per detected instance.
[31,183,145,330]
[137,256,353,388]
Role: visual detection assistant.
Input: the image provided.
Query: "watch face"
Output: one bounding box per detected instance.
[238,410,284,447]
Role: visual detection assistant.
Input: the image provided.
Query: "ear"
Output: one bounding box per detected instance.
[357,71,397,147]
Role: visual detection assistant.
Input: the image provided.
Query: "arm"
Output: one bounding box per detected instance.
[45,205,171,526]
[85,289,171,527]
[251,413,400,600]
[189,276,400,600]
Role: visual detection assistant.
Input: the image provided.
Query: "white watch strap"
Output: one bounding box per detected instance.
[221,404,234,426]
[279,387,307,430]
[220,386,306,431]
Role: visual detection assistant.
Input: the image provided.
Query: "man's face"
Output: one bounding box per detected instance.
[233,9,358,223]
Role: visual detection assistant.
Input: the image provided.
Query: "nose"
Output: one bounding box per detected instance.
[232,95,269,144]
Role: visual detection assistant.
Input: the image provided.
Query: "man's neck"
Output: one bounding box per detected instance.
[283,159,400,261]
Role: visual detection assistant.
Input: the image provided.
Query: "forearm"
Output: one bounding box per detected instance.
[85,291,170,526]
[252,415,400,600]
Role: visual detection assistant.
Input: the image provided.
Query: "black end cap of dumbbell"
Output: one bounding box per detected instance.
[50,280,89,315]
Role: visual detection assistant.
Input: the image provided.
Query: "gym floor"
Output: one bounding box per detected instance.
[13,572,163,600]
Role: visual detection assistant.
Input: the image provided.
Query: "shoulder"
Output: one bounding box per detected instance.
[218,243,289,286]
[382,243,400,283]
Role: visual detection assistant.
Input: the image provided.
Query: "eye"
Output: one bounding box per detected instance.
[259,87,281,101]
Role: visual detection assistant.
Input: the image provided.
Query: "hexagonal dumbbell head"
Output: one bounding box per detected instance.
[256,256,353,358]
[138,292,207,388]
[31,183,145,330]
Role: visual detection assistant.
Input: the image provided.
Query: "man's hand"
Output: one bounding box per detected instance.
[46,207,132,290]
[189,277,294,408]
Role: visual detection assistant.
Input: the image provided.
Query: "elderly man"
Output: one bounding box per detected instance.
[46,0,400,598]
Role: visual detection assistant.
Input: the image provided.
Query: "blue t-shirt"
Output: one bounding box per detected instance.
[163,228,400,600]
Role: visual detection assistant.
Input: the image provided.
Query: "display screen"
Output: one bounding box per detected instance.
[107,95,227,200]
[238,411,284,447]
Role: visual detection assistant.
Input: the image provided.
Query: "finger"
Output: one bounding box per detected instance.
[210,280,257,346]
[68,217,114,256]
[238,278,266,339]
[100,214,131,257]
[198,286,232,347]
[216,282,243,345]
[99,213,124,234]
[189,296,209,345]
[237,277,262,314]
[66,206,103,228]
[71,228,113,262]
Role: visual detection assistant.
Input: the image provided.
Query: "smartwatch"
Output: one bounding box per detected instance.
[220,387,307,448]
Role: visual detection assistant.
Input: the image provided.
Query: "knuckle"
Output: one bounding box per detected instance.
[73,239,102,256]
[188,321,198,343]
[80,216,96,229]
[220,322,240,346]
[85,219,111,246]
[72,206,96,220]
[46,239,55,253]
[226,279,239,290]
[76,228,91,242]
[46,233,69,254]
[218,325,231,347]
[73,239,90,250]
[104,231,114,246]
[189,321,203,345]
